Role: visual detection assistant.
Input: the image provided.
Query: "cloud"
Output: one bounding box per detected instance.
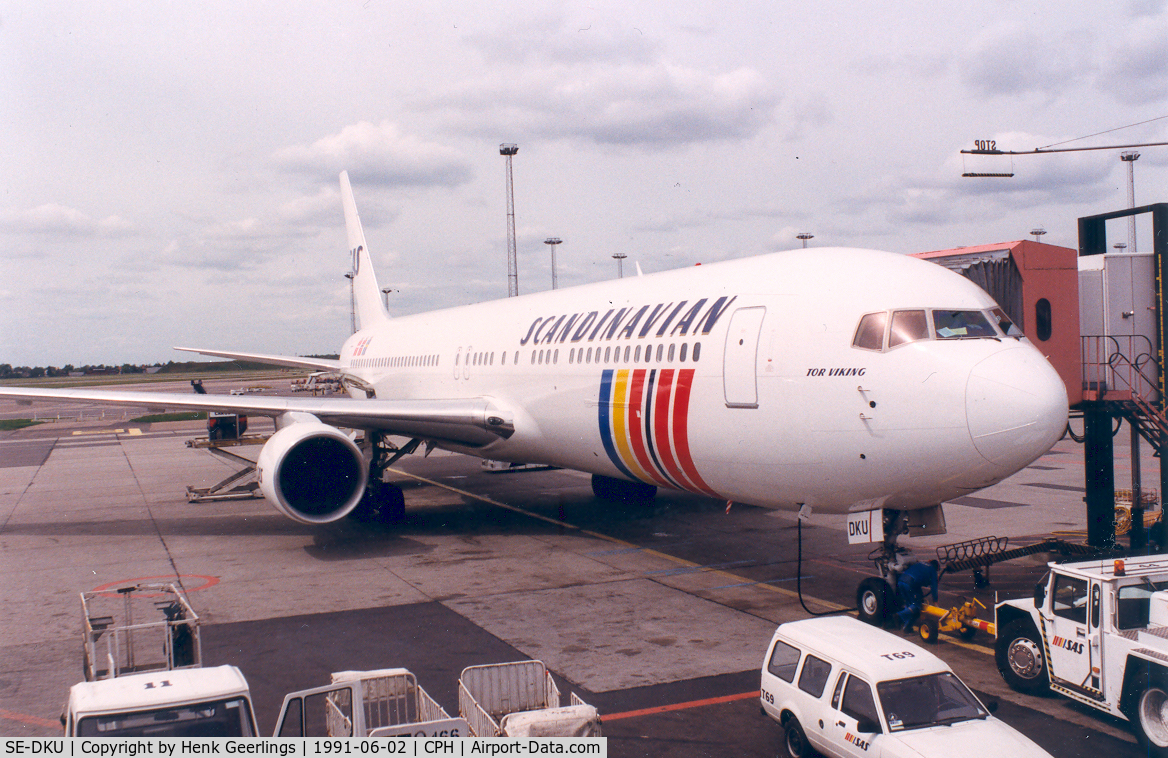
[429,62,778,147]
[959,24,1094,99]
[0,204,137,237]
[1100,19,1168,104]
[274,121,474,187]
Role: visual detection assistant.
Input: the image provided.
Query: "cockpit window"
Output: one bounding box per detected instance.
[853,312,888,351]
[853,308,1009,352]
[988,308,1023,338]
[933,310,997,339]
[889,310,929,348]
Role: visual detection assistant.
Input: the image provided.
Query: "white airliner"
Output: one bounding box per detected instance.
[1,173,1068,593]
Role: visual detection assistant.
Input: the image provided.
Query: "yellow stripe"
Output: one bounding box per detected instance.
[611,369,651,482]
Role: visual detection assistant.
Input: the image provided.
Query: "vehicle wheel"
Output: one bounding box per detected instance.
[781,716,815,758]
[1133,680,1168,757]
[856,577,891,627]
[919,617,940,644]
[995,619,1049,694]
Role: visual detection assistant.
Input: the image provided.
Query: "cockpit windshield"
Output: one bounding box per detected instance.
[933,310,997,339]
[853,307,1019,352]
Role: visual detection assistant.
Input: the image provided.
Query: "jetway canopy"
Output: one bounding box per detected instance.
[915,241,1081,406]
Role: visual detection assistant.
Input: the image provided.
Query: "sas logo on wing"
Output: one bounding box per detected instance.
[1051,636,1084,654]
[845,733,871,751]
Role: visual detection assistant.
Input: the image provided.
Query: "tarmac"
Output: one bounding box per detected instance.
[0,375,1161,756]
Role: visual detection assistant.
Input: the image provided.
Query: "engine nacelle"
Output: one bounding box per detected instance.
[256,420,368,524]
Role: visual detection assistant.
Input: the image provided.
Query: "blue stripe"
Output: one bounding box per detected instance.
[598,369,638,481]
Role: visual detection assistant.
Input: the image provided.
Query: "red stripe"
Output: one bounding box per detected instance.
[671,369,715,494]
[603,691,760,722]
[653,369,691,488]
[0,708,60,729]
[626,370,669,486]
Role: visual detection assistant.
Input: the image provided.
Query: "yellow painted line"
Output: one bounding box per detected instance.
[71,428,125,436]
[126,428,142,436]
[388,467,845,612]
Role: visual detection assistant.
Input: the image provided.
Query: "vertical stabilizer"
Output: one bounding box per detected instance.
[340,171,390,330]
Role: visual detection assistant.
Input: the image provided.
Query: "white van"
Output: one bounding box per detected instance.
[759,616,1052,758]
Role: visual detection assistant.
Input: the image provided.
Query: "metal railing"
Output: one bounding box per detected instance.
[1081,335,1161,407]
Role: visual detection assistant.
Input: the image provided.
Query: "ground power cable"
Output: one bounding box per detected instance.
[796,515,856,617]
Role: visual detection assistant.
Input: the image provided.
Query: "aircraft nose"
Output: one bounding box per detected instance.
[966,347,1069,470]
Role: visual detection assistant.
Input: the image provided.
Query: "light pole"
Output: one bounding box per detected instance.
[381,287,393,311]
[1030,227,1047,243]
[500,144,519,296]
[612,252,627,279]
[544,238,562,290]
[344,272,356,334]
[1122,151,1140,252]
[797,233,814,248]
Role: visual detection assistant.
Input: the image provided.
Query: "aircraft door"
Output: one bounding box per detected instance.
[723,306,766,408]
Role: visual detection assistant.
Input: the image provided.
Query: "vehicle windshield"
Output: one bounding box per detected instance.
[77,697,255,737]
[877,672,987,731]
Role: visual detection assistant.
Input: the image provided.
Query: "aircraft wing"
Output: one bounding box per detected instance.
[175,347,342,372]
[0,387,514,447]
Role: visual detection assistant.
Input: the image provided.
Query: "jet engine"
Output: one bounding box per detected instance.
[256,417,368,524]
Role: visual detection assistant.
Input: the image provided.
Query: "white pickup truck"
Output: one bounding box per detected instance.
[65,583,259,737]
[273,669,467,738]
[995,553,1168,756]
[458,660,601,738]
[760,616,1052,758]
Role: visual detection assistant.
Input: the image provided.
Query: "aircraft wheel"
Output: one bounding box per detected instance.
[1133,678,1168,757]
[856,577,891,627]
[348,481,406,524]
[995,619,1049,694]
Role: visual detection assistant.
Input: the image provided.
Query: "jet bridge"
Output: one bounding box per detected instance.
[917,207,1168,552]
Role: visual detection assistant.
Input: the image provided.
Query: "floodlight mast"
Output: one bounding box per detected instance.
[544,237,562,290]
[612,252,627,279]
[501,143,519,297]
[1122,151,1140,252]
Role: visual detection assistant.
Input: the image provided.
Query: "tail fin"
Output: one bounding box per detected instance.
[340,171,390,330]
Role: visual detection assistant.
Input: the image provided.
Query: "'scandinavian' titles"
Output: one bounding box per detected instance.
[518,296,737,346]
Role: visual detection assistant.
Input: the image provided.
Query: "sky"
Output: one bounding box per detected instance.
[2,0,1166,367]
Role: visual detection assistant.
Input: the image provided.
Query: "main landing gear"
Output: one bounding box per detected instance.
[347,432,420,525]
[592,474,658,505]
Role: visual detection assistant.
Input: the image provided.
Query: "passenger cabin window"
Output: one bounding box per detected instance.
[853,312,887,351]
[1052,575,1089,624]
[798,655,833,698]
[889,310,928,348]
[933,310,996,339]
[767,641,801,683]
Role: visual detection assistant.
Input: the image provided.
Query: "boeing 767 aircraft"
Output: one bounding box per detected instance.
[1,172,1069,616]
